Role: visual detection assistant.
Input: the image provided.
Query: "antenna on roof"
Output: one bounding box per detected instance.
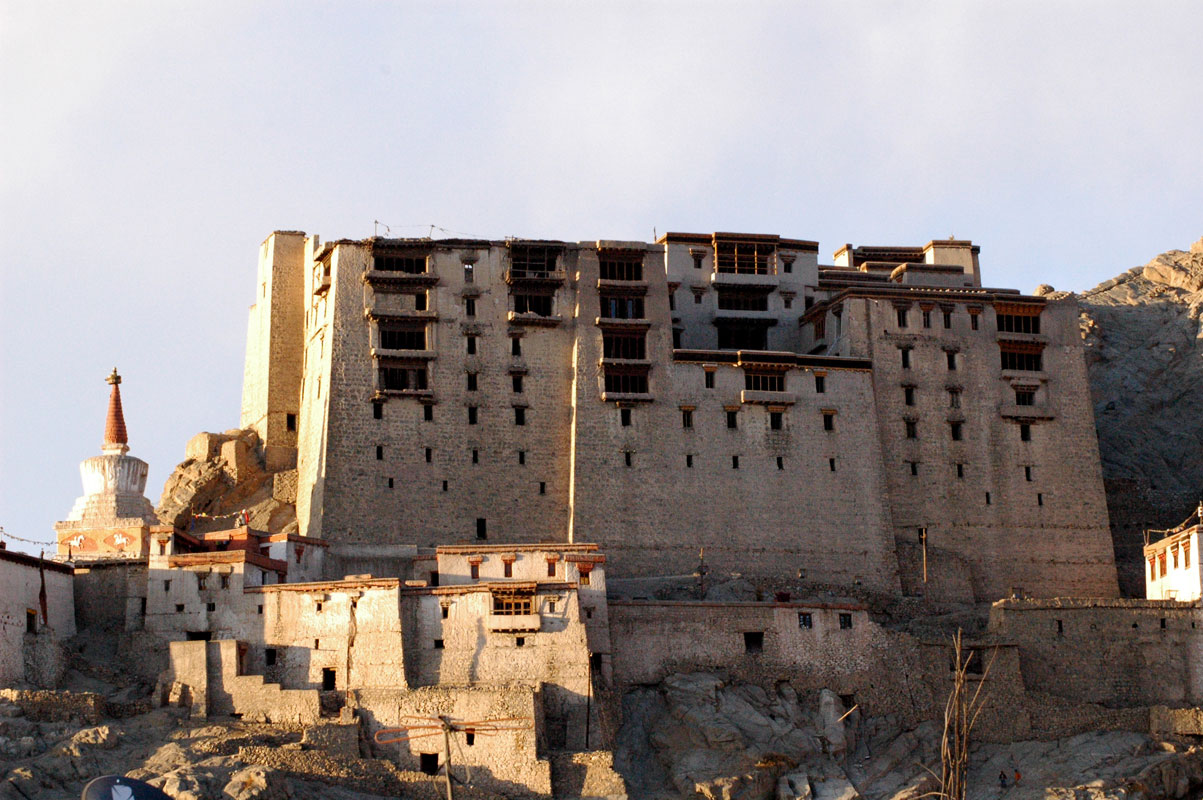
[374,220,391,237]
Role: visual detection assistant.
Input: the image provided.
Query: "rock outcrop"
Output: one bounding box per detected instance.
[1078,237,1203,595]
[156,429,297,535]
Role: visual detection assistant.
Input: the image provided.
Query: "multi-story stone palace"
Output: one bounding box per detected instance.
[239,230,1119,602]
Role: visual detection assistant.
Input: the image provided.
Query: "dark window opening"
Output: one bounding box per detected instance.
[511,337,522,357]
[442,480,448,492]
[743,631,764,653]
[518,450,526,465]
[798,612,813,629]
[373,402,383,420]
[624,451,633,467]
[220,574,230,589]
[672,328,683,347]
[971,313,979,330]
[185,630,210,640]
[950,422,963,441]
[476,518,487,540]
[414,291,428,311]
[514,407,526,426]
[682,409,693,428]
[465,729,476,747]
[376,445,383,460]
[424,404,434,422]
[770,411,783,430]
[598,252,643,281]
[716,324,767,350]
[1020,423,1031,442]
[686,454,694,468]
[25,610,36,634]
[726,410,738,429]
[380,365,427,391]
[1056,619,1063,636]
[472,448,479,464]
[513,293,553,316]
[985,491,992,505]
[745,371,784,392]
[717,291,769,311]
[513,374,524,393]
[547,561,556,578]
[492,593,533,615]
[265,648,277,666]
[539,481,546,495]
[896,307,909,327]
[943,309,953,329]
[1037,493,1044,506]
[732,455,740,469]
[470,563,479,579]
[465,297,476,316]
[1015,388,1035,406]
[839,613,853,630]
[922,309,932,328]
[1000,349,1042,372]
[904,386,915,406]
[604,368,649,394]
[463,263,474,283]
[705,371,715,389]
[504,561,513,578]
[468,407,478,425]
[829,458,836,472]
[956,463,965,478]
[905,420,918,439]
[901,348,911,369]
[515,636,525,647]
[1024,465,1032,481]
[508,244,559,277]
[603,332,647,360]
[600,295,645,320]
[776,456,784,470]
[466,373,477,392]
[419,753,439,776]
[430,571,439,587]
[946,351,957,370]
[374,253,429,274]
[715,238,774,274]
[466,335,477,355]
[286,413,296,432]
[823,413,835,431]
[380,323,426,351]
[620,408,631,427]
[909,461,919,476]
[997,313,1041,334]
[815,374,825,393]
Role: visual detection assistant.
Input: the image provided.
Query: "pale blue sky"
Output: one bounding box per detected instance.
[2,2,1200,553]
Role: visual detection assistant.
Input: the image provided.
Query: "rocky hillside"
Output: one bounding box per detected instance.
[1076,238,1203,595]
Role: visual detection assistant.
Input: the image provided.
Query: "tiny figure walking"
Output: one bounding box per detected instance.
[1014,769,1022,786]
[999,771,1008,789]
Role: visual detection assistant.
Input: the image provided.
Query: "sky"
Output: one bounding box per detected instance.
[1,2,1201,555]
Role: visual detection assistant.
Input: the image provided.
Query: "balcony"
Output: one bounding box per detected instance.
[364,270,439,290]
[504,268,566,287]
[740,390,798,406]
[711,271,778,289]
[487,614,541,633]
[999,403,1054,421]
[372,348,437,361]
[595,317,651,330]
[507,310,563,327]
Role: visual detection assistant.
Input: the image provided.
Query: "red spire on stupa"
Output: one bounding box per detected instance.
[102,368,129,453]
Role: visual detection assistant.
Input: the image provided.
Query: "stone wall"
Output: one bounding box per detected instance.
[988,598,1203,707]
[72,559,146,632]
[0,552,75,688]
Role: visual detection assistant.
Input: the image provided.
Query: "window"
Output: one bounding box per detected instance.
[620,408,631,427]
[732,455,740,469]
[743,631,764,653]
[1186,542,1191,568]
[265,648,277,666]
[726,410,738,429]
[464,263,474,283]
[511,337,522,357]
[434,638,444,649]
[905,420,917,439]
[603,368,649,394]
[908,461,919,476]
[286,413,296,432]
[513,293,554,316]
[815,374,825,393]
[504,561,513,578]
[950,422,963,441]
[466,335,477,355]
[949,389,961,408]
[425,447,433,463]
[1001,347,1043,371]
[373,402,383,420]
[956,463,965,478]
[745,371,784,392]
[782,258,793,274]
[380,323,426,350]
[414,291,427,311]
[694,292,703,304]
[220,574,230,590]
[717,291,769,311]
[705,371,715,389]
[518,450,526,465]
[716,324,768,350]
[513,374,524,393]
[776,456,784,470]
[466,373,477,392]
[672,328,683,348]
[770,411,783,430]
[922,309,932,328]
[1020,423,1031,442]
[715,237,774,274]
[508,244,558,277]
[380,365,427,391]
[1037,493,1044,506]
[997,313,1041,334]
[465,729,476,746]
[514,407,526,426]
[476,518,487,540]
[430,571,439,587]
[539,481,546,495]
[206,602,216,612]
[624,451,633,467]
[419,753,439,776]
[783,296,793,309]
[468,407,478,425]
[946,351,957,370]
[424,404,434,422]
[1160,552,1167,577]
[472,449,479,464]
[904,386,915,406]
[970,313,980,330]
[197,574,207,590]
[681,409,693,428]
[829,458,836,472]
[470,563,479,579]
[164,580,171,592]
[175,604,185,613]
[839,613,853,630]
[985,491,992,505]
[598,252,643,281]
[901,348,911,369]
[442,480,448,491]
[823,413,834,431]
[465,297,476,317]
[492,592,533,615]
[600,295,645,319]
[1024,465,1032,481]
[374,252,428,274]
[943,309,952,329]
[26,610,36,634]
[686,454,694,468]
[798,612,813,629]
[515,636,526,647]
[1015,388,1035,406]
[603,332,646,360]
[547,561,557,578]
[896,307,909,328]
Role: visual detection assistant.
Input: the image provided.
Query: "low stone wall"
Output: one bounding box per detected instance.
[1150,706,1203,736]
[0,689,104,723]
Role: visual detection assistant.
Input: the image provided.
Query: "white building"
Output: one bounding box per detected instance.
[1144,505,1203,600]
